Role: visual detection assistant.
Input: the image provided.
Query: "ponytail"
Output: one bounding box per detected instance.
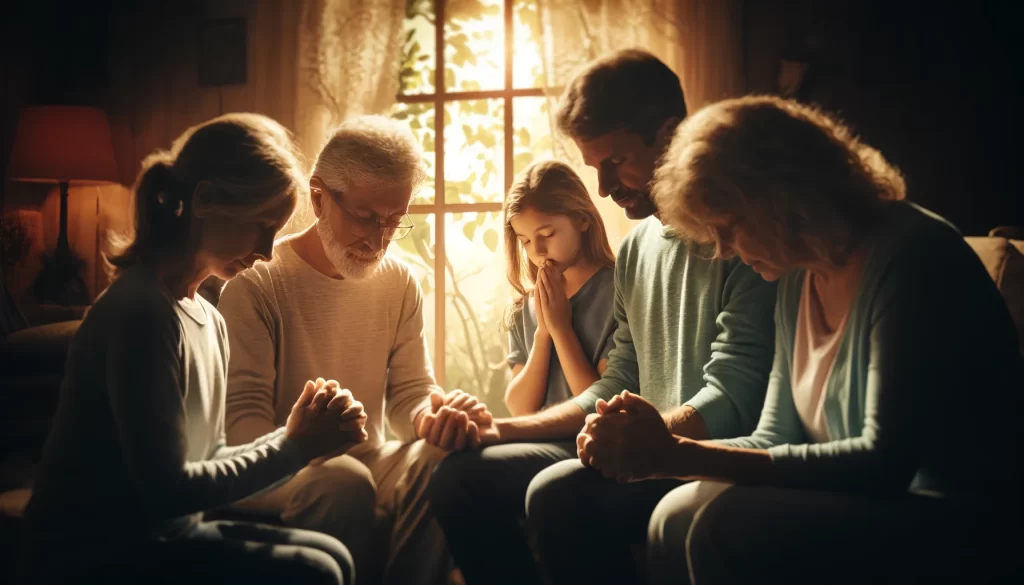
[106,154,193,276]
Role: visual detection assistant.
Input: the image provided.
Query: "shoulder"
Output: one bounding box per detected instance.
[87,267,182,345]
[93,266,177,325]
[869,202,977,291]
[376,255,422,297]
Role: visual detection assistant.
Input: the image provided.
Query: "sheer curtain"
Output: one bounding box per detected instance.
[287,0,406,231]
[535,0,746,247]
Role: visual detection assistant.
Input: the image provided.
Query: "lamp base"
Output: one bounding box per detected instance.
[30,249,89,307]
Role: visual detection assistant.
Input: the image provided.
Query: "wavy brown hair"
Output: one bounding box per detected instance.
[652,95,905,267]
[503,160,615,330]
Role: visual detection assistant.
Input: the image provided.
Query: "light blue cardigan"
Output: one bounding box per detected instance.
[720,203,1022,500]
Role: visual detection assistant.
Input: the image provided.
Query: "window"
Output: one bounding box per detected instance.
[390,0,551,417]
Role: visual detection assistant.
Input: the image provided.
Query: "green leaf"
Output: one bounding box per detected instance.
[445,68,456,88]
[409,118,421,129]
[479,131,497,149]
[462,124,473,142]
[514,152,534,175]
[483,228,499,253]
[463,221,477,241]
[516,127,531,147]
[423,134,435,152]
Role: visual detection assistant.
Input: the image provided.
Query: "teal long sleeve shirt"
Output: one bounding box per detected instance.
[719,203,1023,500]
[573,217,777,439]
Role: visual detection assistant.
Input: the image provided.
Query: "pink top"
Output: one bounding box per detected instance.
[791,254,865,443]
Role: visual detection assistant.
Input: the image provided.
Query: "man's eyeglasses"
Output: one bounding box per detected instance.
[319,184,415,241]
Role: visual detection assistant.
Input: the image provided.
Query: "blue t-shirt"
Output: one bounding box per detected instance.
[507,266,617,408]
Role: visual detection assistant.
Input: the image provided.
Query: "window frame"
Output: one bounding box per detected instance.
[396,0,546,386]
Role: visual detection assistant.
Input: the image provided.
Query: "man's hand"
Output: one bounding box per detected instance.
[285,378,369,464]
[577,390,678,482]
[439,389,493,428]
[418,391,481,451]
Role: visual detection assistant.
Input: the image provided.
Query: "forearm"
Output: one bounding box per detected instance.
[213,426,285,459]
[505,335,553,416]
[494,400,587,442]
[550,328,602,397]
[662,405,711,440]
[662,439,775,484]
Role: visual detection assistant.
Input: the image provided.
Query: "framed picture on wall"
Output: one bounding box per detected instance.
[199,18,248,86]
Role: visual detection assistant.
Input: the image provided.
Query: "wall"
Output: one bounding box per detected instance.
[743,0,1023,235]
[2,0,301,304]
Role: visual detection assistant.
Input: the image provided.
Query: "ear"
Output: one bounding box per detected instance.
[654,116,682,153]
[309,176,328,219]
[578,216,591,233]
[191,180,216,218]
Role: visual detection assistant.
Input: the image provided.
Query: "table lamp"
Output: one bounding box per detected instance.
[6,105,119,306]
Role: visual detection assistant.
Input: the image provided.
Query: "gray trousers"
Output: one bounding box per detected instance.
[649,481,1020,585]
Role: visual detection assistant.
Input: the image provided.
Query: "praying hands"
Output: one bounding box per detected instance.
[285,377,369,465]
[577,390,681,483]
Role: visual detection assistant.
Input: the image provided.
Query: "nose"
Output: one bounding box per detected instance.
[533,239,548,257]
[597,168,619,198]
[254,231,274,262]
[364,230,386,253]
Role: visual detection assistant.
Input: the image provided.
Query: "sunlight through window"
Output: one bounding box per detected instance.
[390,0,551,416]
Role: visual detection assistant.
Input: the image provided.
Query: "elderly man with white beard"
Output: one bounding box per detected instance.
[218,115,487,585]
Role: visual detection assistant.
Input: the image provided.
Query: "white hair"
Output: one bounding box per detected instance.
[312,115,426,192]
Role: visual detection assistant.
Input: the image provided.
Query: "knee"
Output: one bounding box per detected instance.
[428,450,484,517]
[685,486,746,582]
[283,461,377,529]
[647,482,725,583]
[296,547,349,585]
[524,459,592,525]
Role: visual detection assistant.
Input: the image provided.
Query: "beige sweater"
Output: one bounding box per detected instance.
[219,239,436,452]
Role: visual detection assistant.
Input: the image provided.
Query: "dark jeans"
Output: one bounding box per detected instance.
[428,441,577,585]
[21,520,354,585]
[525,458,685,585]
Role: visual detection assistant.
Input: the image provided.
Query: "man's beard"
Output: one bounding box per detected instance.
[316,220,385,280]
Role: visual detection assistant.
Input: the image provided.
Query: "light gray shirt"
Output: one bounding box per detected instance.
[507,265,617,408]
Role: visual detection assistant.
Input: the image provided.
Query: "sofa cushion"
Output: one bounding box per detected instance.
[965,236,1024,354]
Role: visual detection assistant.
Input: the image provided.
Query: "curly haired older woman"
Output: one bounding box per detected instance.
[577,96,1022,584]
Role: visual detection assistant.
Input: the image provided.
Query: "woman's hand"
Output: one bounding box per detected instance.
[537,261,572,336]
[285,378,369,464]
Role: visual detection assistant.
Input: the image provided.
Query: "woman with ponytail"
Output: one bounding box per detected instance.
[19,113,367,585]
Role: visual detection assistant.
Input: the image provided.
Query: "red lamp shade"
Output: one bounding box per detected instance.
[6,106,119,184]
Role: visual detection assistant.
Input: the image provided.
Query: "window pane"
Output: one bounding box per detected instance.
[444,211,512,417]
[388,213,436,369]
[444,99,505,203]
[399,0,437,95]
[513,0,544,89]
[391,102,437,205]
[445,0,504,92]
[512,96,555,176]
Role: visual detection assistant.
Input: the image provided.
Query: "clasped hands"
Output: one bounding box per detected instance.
[285,377,369,465]
[418,389,495,451]
[576,390,679,483]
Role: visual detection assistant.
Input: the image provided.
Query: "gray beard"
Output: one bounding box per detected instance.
[316,220,384,281]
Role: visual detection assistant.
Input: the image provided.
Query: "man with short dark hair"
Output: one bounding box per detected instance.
[428,49,777,585]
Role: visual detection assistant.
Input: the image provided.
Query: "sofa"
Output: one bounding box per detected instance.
[1,232,1022,579]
